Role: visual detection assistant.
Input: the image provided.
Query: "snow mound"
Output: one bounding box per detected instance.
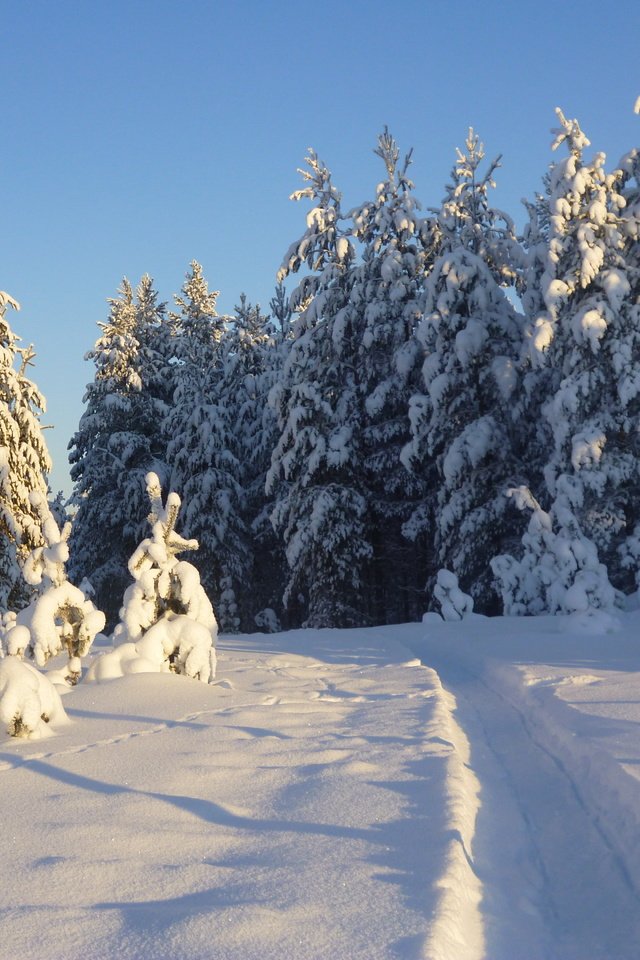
[87,615,216,684]
[0,657,67,738]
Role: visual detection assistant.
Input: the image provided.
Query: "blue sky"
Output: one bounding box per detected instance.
[2,0,639,494]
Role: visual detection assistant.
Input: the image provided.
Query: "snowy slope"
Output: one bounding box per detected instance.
[1,615,640,960]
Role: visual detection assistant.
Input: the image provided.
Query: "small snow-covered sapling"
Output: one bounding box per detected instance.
[434,569,474,621]
[99,472,218,683]
[0,656,67,738]
[4,493,105,683]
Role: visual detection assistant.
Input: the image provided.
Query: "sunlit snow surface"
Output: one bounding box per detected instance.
[2,613,640,959]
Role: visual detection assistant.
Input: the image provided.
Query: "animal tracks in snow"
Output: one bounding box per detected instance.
[0,706,223,771]
[0,649,427,773]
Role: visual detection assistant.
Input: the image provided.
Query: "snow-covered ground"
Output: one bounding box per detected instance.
[2,613,640,960]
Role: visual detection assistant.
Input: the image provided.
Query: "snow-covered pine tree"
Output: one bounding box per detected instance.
[404,131,523,612]
[170,259,226,358]
[616,136,640,586]
[0,656,67,738]
[0,291,52,610]
[269,280,294,343]
[349,129,432,623]
[3,492,105,684]
[491,485,616,618]
[219,293,286,628]
[434,569,474,621]
[68,276,172,625]
[532,109,639,594]
[268,150,372,628]
[255,283,294,630]
[89,472,217,683]
[512,189,554,501]
[166,262,247,632]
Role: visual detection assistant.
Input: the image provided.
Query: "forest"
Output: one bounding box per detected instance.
[1,107,640,641]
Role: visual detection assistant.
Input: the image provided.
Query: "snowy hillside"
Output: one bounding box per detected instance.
[2,614,640,960]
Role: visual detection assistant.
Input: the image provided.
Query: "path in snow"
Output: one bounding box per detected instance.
[411,624,640,960]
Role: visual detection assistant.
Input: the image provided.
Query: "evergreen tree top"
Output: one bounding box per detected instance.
[289,149,342,208]
[351,128,421,254]
[170,261,225,364]
[440,129,504,237]
[373,126,415,198]
[278,150,352,289]
[433,130,517,286]
[172,260,220,326]
[0,292,21,365]
[551,107,591,157]
[269,282,293,342]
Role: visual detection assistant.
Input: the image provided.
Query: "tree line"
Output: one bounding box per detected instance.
[2,108,639,630]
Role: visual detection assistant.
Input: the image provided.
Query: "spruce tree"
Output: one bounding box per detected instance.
[513,190,554,501]
[268,151,371,627]
[68,276,172,624]
[491,485,616,616]
[166,262,247,631]
[4,492,105,683]
[404,131,523,611]
[220,293,285,628]
[349,129,432,622]
[534,110,640,593]
[0,291,52,609]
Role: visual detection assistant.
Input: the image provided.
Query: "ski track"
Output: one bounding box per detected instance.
[418,647,640,960]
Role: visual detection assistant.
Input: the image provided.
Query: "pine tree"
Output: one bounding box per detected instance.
[170,260,226,362]
[268,151,372,627]
[0,291,52,609]
[616,136,640,586]
[513,190,554,501]
[68,276,172,624]
[534,109,640,593]
[491,486,616,616]
[3,492,105,684]
[404,131,523,611]
[349,128,432,622]
[256,283,293,629]
[220,293,285,628]
[88,472,217,683]
[0,656,67,738]
[166,262,247,631]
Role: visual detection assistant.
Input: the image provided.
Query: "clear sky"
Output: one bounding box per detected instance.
[2,0,639,495]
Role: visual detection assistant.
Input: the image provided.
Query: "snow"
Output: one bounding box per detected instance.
[0,657,67,738]
[571,305,607,350]
[442,417,495,482]
[2,615,640,958]
[335,236,351,261]
[570,427,606,471]
[434,569,474,621]
[602,267,630,310]
[454,318,488,364]
[86,616,216,684]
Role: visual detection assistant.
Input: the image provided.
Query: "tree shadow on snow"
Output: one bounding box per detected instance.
[0,753,373,842]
